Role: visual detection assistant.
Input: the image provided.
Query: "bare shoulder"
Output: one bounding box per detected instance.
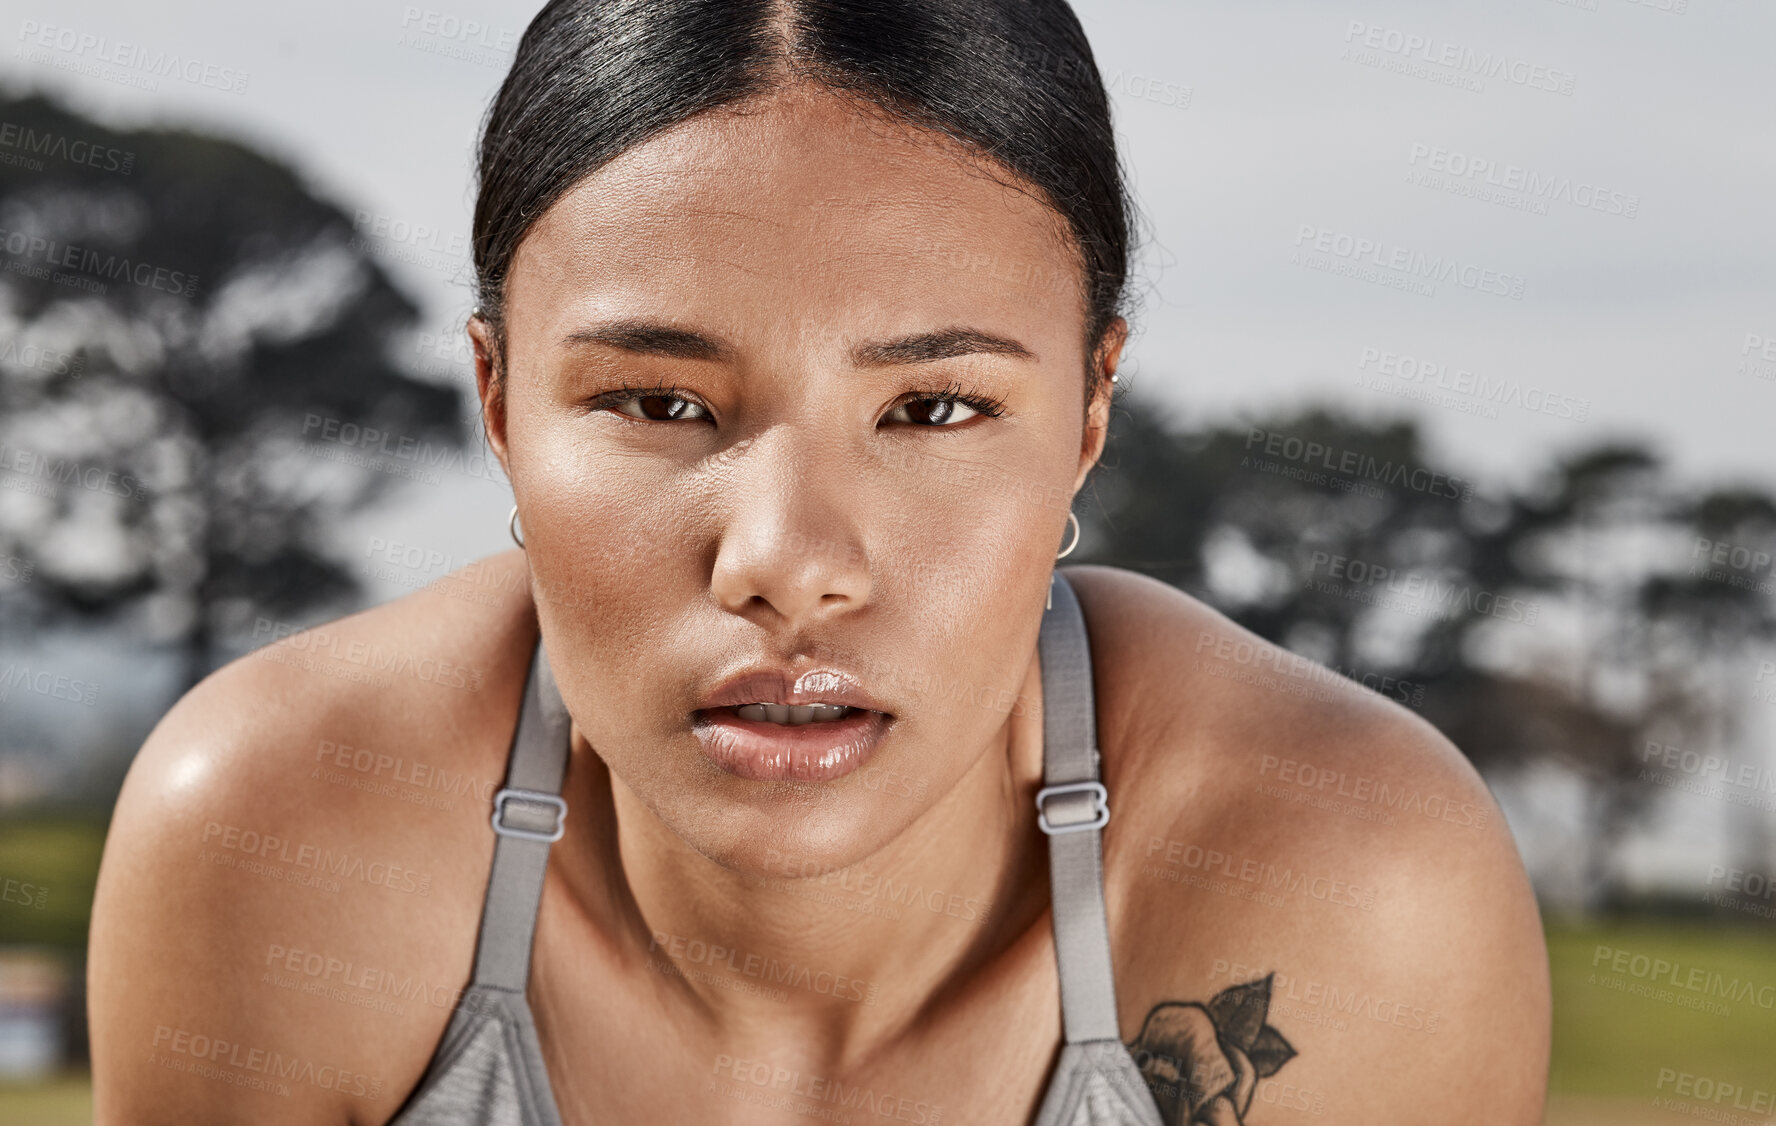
[88,551,537,1126]
[1063,564,1550,1124]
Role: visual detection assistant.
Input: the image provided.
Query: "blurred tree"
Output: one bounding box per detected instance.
[0,92,465,690]
[1632,486,1776,883]
[1079,397,1776,907]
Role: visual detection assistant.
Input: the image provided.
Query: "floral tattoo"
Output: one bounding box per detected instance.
[1126,974,1297,1125]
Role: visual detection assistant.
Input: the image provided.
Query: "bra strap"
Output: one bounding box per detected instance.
[1036,570,1123,1044]
[471,638,571,992]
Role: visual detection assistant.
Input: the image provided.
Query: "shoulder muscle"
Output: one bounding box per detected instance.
[1065,565,1550,1124]
[88,554,536,1126]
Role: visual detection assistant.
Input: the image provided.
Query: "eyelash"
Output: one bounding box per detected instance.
[588,380,1007,425]
[893,379,1008,423]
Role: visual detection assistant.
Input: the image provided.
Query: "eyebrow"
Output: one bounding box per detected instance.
[560,320,731,361]
[849,327,1036,366]
[559,320,1035,366]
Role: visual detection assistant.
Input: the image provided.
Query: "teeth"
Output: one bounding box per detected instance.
[734,702,855,725]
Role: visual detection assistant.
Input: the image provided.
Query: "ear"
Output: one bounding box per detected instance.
[1075,316,1127,494]
[468,313,512,481]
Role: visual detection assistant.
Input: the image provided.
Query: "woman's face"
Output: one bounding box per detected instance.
[477,81,1121,873]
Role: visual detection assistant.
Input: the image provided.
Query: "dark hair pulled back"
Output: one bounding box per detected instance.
[474,0,1135,387]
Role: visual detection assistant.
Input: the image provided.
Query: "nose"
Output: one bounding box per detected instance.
[709,438,872,630]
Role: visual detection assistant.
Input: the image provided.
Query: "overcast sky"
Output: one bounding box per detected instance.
[9,0,1773,578]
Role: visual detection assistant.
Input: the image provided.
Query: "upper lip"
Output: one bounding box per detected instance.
[696,667,891,714]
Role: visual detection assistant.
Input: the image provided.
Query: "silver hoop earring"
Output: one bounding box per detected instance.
[508,504,524,549]
[1056,511,1080,560]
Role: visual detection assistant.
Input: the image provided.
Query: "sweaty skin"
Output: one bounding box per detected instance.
[88,80,1550,1126]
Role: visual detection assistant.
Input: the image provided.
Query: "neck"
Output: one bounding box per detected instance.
[565,644,1052,1064]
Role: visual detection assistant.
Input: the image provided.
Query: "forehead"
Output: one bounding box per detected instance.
[504,82,1088,350]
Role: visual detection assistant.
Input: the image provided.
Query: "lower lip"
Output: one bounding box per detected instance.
[692,707,891,782]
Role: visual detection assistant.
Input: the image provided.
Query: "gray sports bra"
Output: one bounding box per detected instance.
[385,571,1164,1126]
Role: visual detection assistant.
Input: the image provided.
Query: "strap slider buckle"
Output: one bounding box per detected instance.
[491,787,567,842]
[1035,781,1109,835]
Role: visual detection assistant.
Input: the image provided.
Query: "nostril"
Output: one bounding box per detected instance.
[709,528,871,625]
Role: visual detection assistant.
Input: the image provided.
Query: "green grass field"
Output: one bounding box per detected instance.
[1547,917,1776,1096]
[0,814,106,947]
[0,1074,92,1126]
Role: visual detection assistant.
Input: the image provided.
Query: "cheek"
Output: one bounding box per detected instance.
[521,451,709,651]
[866,463,1062,744]
[876,437,1067,616]
[893,498,1043,646]
[501,392,709,674]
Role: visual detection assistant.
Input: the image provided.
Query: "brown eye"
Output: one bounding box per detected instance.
[608,394,710,421]
[884,396,984,427]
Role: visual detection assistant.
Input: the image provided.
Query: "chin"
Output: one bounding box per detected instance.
[669,781,925,882]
